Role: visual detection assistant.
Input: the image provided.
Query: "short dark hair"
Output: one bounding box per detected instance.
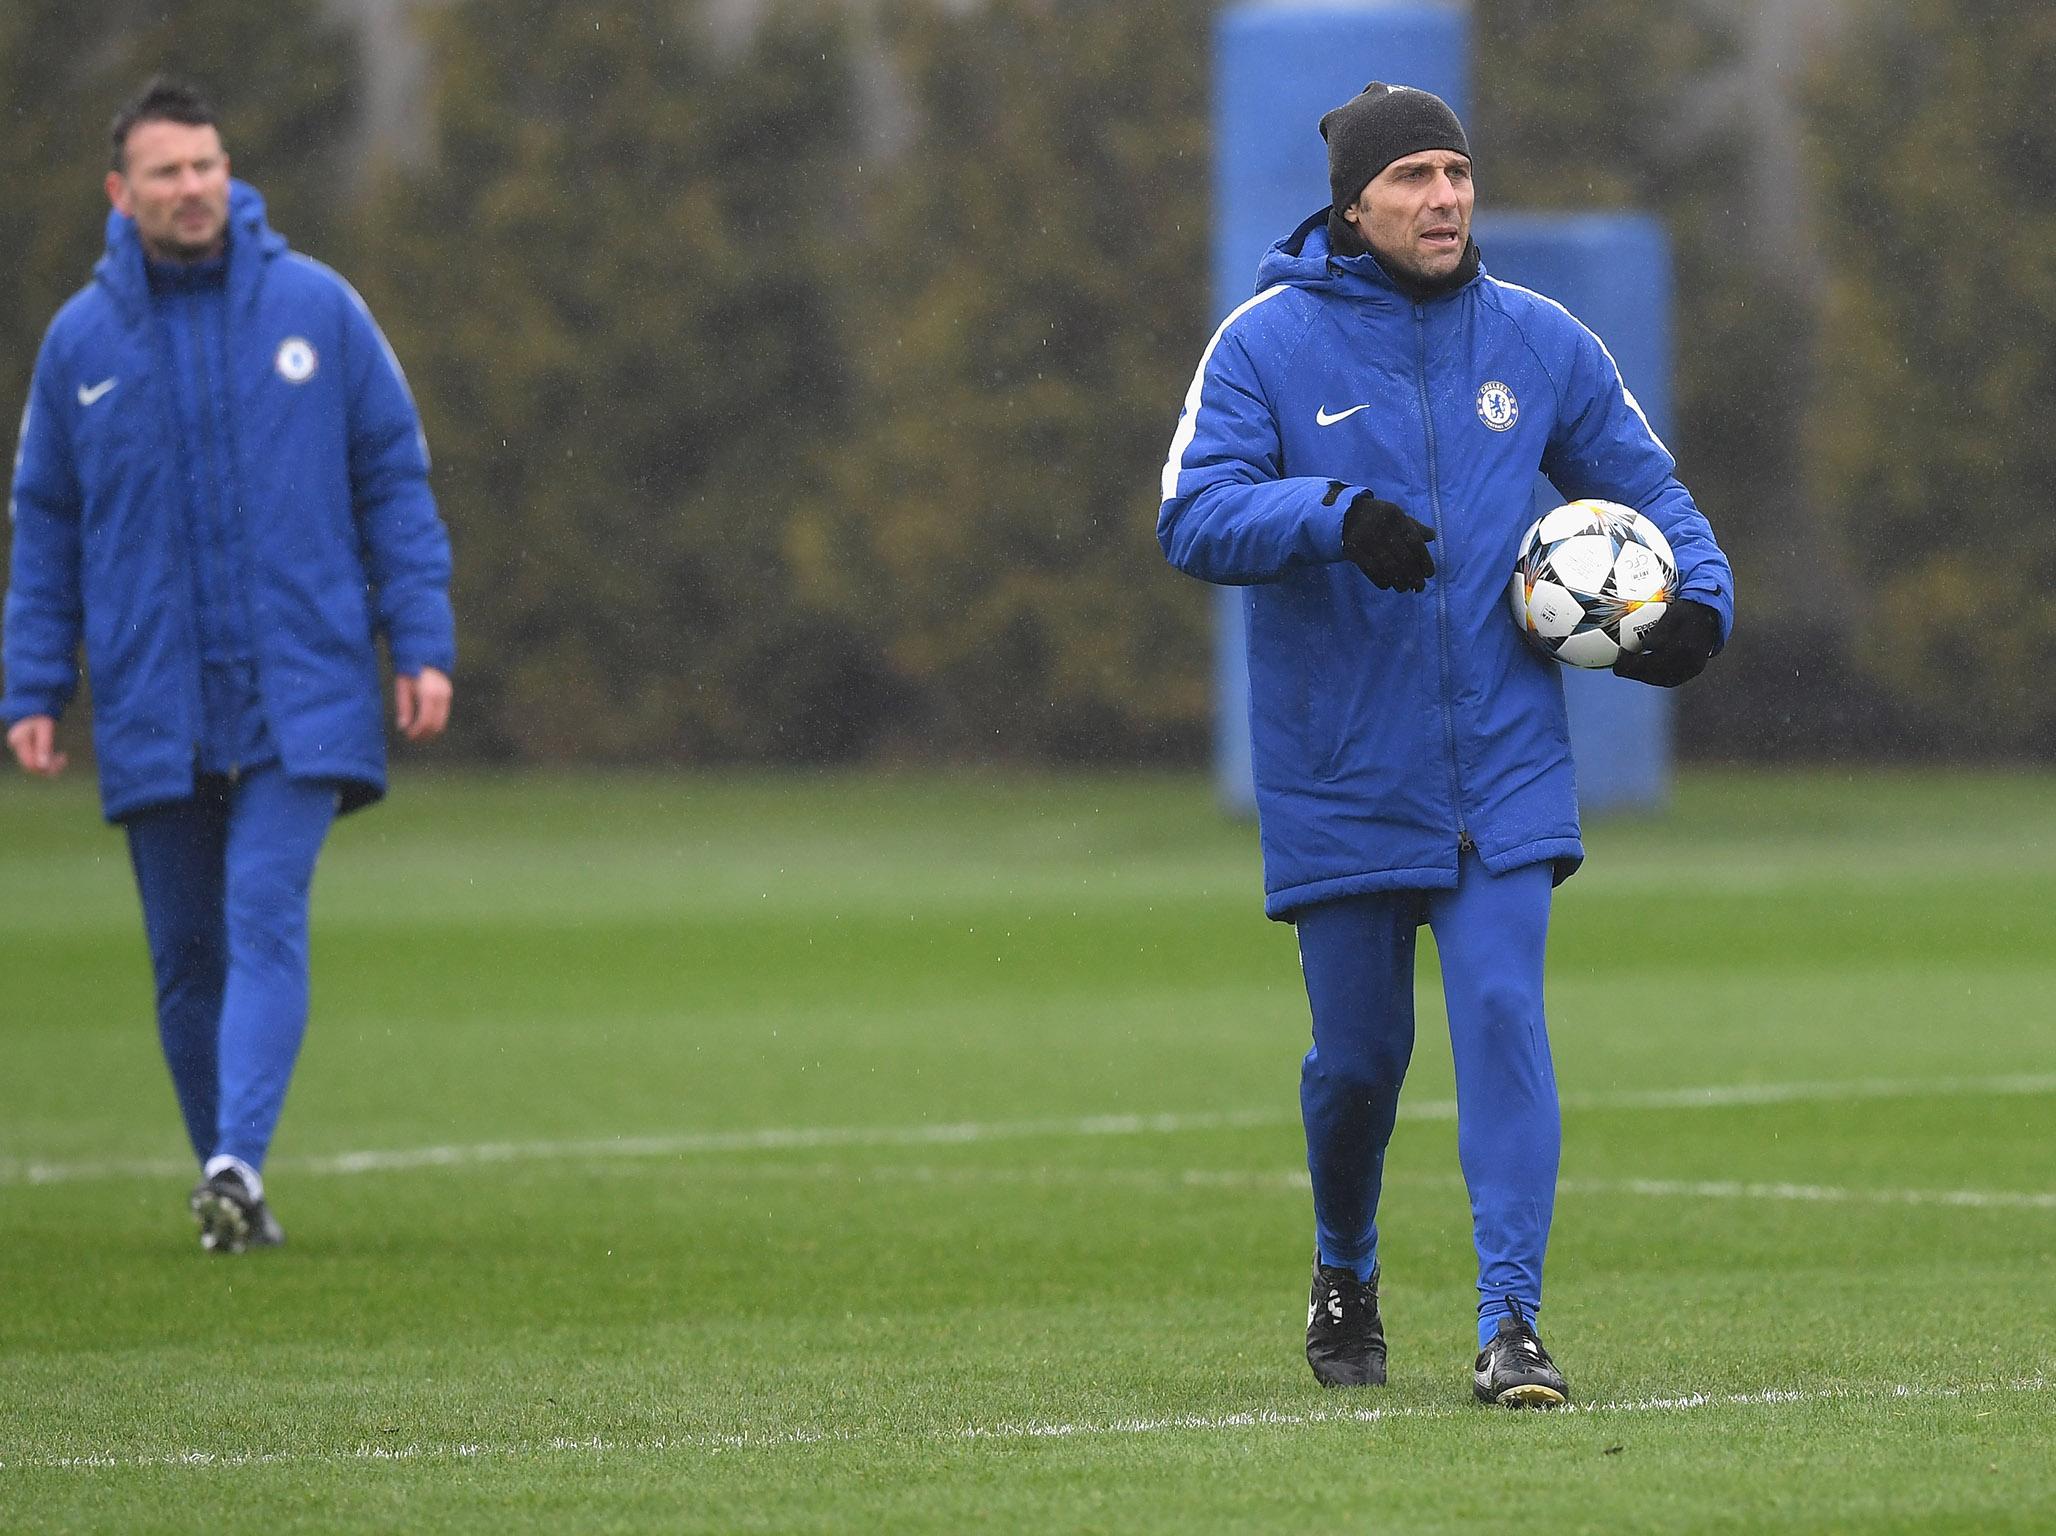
[110,77,220,173]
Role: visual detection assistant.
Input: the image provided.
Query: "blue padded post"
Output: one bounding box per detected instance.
[1476,211,1676,812]
[1210,4,1470,814]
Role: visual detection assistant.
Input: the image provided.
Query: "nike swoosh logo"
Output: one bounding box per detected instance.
[77,378,118,406]
[1316,404,1369,426]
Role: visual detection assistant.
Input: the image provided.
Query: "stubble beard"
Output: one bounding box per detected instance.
[143,200,228,265]
[1384,231,1465,286]
[144,227,225,265]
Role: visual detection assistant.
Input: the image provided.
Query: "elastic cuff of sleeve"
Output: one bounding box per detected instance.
[1,700,66,727]
[1314,492,1357,562]
[1674,588,1729,644]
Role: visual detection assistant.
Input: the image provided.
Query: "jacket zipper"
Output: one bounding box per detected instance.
[191,287,241,781]
[148,291,210,777]
[1413,305,1471,857]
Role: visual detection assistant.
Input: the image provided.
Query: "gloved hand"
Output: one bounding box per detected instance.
[1338,487,1436,592]
[1613,598,1721,687]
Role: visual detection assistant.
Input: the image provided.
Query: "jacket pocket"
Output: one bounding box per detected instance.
[1246,586,1345,789]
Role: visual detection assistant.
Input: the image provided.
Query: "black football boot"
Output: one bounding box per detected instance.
[1471,1298,1569,1408]
[189,1166,286,1254]
[1305,1256,1387,1387]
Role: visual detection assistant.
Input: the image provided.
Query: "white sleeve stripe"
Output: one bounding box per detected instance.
[1159,284,1291,504]
[1617,384,1664,454]
[1486,276,1673,460]
[293,252,432,473]
[9,398,30,523]
[338,277,432,471]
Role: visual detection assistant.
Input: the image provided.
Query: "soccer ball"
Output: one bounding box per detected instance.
[1508,500,1678,669]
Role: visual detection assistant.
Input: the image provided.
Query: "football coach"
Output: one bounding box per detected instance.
[3,78,455,1253]
[1157,83,1734,1405]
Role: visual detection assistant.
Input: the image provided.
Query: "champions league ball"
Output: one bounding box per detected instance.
[1508,500,1678,669]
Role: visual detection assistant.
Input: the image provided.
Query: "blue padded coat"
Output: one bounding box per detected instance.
[1159,212,1733,919]
[4,181,453,820]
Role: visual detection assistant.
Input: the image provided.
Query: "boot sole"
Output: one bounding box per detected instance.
[1481,1382,1568,1409]
[191,1190,253,1254]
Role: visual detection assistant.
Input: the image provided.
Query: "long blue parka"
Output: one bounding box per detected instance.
[1159,212,1733,919]
[3,181,454,820]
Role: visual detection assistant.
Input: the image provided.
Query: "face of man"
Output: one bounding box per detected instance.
[1344,149,1474,285]
[106,119,231,264]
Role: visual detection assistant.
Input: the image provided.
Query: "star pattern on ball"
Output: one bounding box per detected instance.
[1508,500,1679,669]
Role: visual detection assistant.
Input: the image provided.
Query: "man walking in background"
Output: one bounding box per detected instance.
[3,78,455,1252]
[1158,83,1733,1405]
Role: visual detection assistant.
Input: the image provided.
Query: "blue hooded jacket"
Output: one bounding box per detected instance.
[4,181,454,820]
[1159,212,1733,919]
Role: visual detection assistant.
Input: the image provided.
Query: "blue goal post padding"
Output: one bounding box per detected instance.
[1478,212,1677,814]
[1207,2,1673,816]
[1208,2,1469,815]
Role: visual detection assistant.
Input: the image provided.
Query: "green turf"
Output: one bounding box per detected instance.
[1,767,2051,1533]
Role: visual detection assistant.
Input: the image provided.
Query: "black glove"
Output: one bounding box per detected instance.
[1613,598,1721,687]
[1337,485,1436,592]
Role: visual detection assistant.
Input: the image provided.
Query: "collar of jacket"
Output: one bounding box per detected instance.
[1255,207,1483,309]
[94,178,284,322]
[1324,205,1481,302]
[145,249,229,294]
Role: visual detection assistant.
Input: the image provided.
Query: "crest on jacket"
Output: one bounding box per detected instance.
[1475,380,1518,432]
[275,337,318,384]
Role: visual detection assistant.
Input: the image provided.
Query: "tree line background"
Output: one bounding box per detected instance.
[4,0,2049,765]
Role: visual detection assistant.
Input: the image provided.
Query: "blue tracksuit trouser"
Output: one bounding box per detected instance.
[123,764,339,1169]
[1295,850,1560,1325]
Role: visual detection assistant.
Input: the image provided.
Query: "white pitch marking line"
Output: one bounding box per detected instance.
[1567,1072,2056,1112]
[4,1072,2053,1189]
[0,1109,1286,1188]
[964,1376,2049,1441]
[2,1377,2044,1473]
[1555,1176,2056,1211]
[606,1159,2056,1214]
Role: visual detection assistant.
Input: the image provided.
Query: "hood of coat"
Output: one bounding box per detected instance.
[1255,206,1481,307]
[93,179,286,319]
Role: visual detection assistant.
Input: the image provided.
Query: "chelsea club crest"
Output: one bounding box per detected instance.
[275,337,319,384]
[1475,380,1518,432]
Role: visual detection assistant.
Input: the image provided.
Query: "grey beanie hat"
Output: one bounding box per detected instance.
[1319,81,1470,212]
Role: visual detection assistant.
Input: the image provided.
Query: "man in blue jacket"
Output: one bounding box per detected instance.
[1159,84,1733,1406]
[3,79,455,1253]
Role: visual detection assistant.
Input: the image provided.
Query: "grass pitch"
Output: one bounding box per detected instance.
[1,767,2052,1533]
